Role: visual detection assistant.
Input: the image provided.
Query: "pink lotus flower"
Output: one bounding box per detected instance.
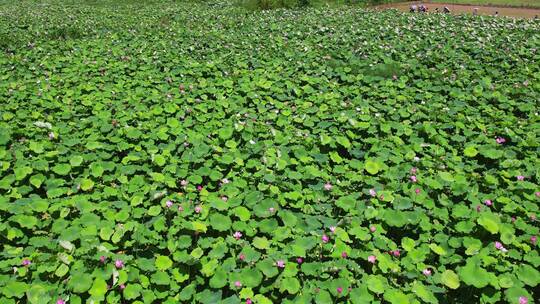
[100,256,106,263]
[535,191,540,197]
[337,287,343,294]
[496,137,506,144]
[221,196,228,202]
[423,268,432,276]
[296,257,303,264]
[165,200,173,208]
[369,189,377,197]
[56,299,65,304]
[268,207,275,213]
[246,299,252,304]
[411,167,417,174]
[367,255,377,264]
[531,236,537,245]
[324,182,333,191]
[120,284,125,290]
[233,231,242,240]
[322,234,329,243]
[22,259,31,266]
[415,188,421,194]
[178,205,184,212]
[197,185,203,191]
[115,259,124,269]
[194,205,202,213]
[410,175,417,183]
[276,260,285,268]
[519,296,528,304]
[180,179,188,186]
[234,281,242,288]
[392,250,400,257]
[341,252,347,258]
[476,205,482,212]
[495,241,508,252]
[370,226,376,233]
[511,216,516,223]
[239,253,245,261]
[329,226,336,233]
[484,199,492,206]
[517,175,525,181]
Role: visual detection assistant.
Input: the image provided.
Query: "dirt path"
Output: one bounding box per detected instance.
[374,2,540,18]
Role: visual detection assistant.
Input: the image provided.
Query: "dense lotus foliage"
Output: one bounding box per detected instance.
[1,1,540,303]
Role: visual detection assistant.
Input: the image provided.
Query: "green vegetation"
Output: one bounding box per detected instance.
[1,1,539,304]
[236,0,399,10]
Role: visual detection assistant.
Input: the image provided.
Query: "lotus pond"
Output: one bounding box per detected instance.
[0,1,539,304]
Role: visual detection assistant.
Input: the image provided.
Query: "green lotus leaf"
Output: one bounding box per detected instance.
[441,270,460,289]
[364,159,382,175]
[124,284,142,300]
[155,255,173,271]
[52,164,71,176]
[477,212,500,234]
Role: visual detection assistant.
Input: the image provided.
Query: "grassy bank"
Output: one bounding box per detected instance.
[428,0,540,8]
